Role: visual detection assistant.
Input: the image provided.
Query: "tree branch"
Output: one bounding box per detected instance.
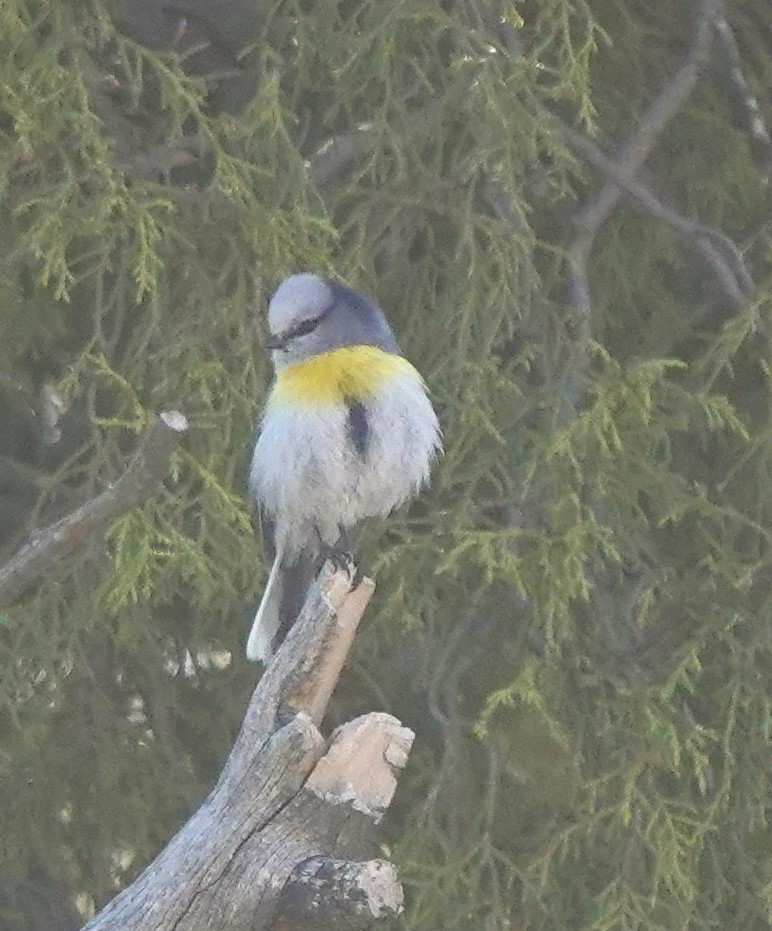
[82,566,413,930]
[542,0,723,424]
[554,114,754,305]
[0,411,188,610]
[573,0,720,245]
[565,0,721,320]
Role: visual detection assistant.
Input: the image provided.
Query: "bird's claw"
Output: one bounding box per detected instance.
[317,544,356,579]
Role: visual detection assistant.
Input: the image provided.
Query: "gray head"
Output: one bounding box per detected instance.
[265,273,400,367]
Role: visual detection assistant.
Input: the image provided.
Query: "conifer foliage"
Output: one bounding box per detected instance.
[1,0,771,928]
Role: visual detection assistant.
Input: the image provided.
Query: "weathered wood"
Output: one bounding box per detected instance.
[274,858,404,931]
[83,566,413,931]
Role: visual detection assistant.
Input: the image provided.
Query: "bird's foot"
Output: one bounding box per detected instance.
[317,543,354,574]
[317,547,364,589]
[315,527,361,584]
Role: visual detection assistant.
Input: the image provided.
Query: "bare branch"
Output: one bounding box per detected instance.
[554,114,754,304]
[240,565,376,740]
[0,411,188,610]
[564,0,721,321]
[82,567,412,931]
[572,0,720,250]
[543,0,724,424]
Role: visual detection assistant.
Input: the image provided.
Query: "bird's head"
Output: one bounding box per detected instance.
[265,273,399,367]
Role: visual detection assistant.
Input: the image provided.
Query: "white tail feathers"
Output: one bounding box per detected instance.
[246,548,285,663]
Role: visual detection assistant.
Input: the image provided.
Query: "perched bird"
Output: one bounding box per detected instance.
[247,273,441,663]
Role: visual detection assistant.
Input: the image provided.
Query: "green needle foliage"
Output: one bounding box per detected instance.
[1,0,771,928]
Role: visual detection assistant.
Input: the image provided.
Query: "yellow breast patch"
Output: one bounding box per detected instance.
[269,346,415,406]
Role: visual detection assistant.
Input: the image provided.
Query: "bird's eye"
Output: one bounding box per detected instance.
[265,313,327,351]
[288,314,324,339]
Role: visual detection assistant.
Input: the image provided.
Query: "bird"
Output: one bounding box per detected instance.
[246,273,441,663]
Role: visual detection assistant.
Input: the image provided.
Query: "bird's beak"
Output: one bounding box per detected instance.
[264,334,286,351]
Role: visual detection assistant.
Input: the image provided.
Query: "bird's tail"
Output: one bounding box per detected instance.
[246,544,286,663]
[246,546,316,663]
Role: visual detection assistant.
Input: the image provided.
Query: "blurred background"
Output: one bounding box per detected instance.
[1,0,771,928]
